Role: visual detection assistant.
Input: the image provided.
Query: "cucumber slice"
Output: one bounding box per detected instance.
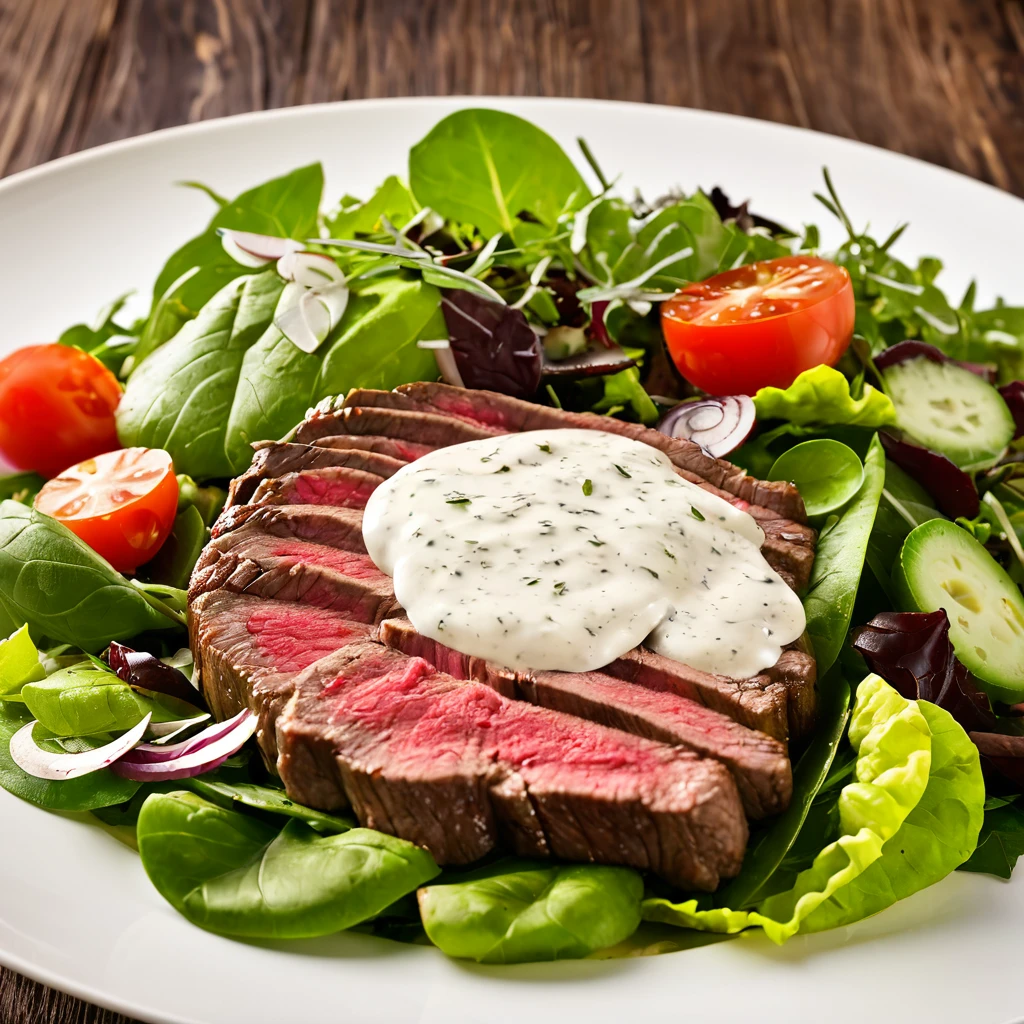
[882,357,1014,467]
[894,518,1024,701]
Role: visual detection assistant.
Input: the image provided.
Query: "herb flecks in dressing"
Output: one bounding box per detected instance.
[362,430,806,678]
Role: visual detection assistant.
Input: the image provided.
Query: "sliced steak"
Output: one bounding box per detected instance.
[211,503,366,549]
[227,443,403,507]
[189,535,401,624]
[190,590,372,759]
[249,466,382,508]
[296,405,499,448]
[275,641,748,890]
[387,382,806,521]
[379,618,792,819]
[314,434,434,461]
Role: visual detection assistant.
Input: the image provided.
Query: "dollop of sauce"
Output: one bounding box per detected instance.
[362,429,806,678]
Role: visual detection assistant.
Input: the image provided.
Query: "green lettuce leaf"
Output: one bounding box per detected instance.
[642,674,933,943]
[419,859,643,963]
[753,365,897,428]
[0,624,44,695]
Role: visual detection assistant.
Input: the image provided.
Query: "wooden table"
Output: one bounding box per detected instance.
[0,0,1022,1020]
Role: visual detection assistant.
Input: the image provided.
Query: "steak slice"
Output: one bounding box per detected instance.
[275,641,748,890]
[227,443,403,507]
[211,503,365,549]
[189,534,401,624]
[313,434,434,462]
[387,382,806,521]
[249,466,382,508]
[190,590,372,759]
[379,618,792,819]
[296,405,499,448]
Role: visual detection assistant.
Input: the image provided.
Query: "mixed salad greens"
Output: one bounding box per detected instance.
[1,108,1023,963]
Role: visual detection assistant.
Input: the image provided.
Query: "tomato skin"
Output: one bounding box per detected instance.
[661,256,855,395]
[34,448,179,573]
[0,344,122,478]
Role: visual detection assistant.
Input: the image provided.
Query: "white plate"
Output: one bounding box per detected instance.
[0,98,1021,1024]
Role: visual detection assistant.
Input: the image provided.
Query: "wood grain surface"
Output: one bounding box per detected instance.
[0,0,1022,1021]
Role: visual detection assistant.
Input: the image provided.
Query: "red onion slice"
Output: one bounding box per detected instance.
[147,714,211,741]
[9,714,152,781]
[658,395,756,457]
[218,229,300,266]
[120,709,253,764]
[110,710,257,781]
[277,251,344,288]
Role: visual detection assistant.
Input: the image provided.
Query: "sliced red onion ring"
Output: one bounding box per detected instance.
[417,340,466,388]
[277,250,344,288]
[658,396,756,457]
[275,283,349,354]
[110,710,257,781]
[9,714,152,781]
[218,229,300,266]
[147,713,211,742]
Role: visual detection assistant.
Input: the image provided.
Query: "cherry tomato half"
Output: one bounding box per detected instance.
[661,255,855,395]
[35,448,179,573]
[0,344,122,478]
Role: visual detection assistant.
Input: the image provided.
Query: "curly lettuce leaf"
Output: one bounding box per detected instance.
[643,674,932,943]
[753,365,897,428]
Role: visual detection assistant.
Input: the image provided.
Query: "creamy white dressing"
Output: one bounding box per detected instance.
[362,429,806,678]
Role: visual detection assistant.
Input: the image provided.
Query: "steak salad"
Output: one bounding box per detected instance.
[0,108,1022,962]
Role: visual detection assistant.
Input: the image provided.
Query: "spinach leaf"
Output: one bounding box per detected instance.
[803,433,886,674]
[21,662,200,737]
[326,175,418,237]
[0,501,175,652]
[409,109,591,236]
[0,472,45,505]
[959,798,1024,879]
[0,702,141,810]
[58,292,140,375]
[0,624,44,695]
[226,273,442,472]
[137,791,439,938]
[181,776,355,834]
[141,504,206,589]
[120,270,443,479]
[134,164,324,368]
[418,859,643,963]
[714,671,851,909]
[768,439,864,517]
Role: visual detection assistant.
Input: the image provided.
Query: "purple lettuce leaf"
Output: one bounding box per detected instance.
[969,732,1024,790]
[106,641,206,710]
[998,381,1024,439]
[853,609,996,732]
[440,291,542,399]
[879,430,980,519]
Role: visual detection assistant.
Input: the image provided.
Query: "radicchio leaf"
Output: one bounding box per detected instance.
[879,430,980,519]
[440,291,542,399]
[874,339,997,383]
[852,610,996,732]
[969,731,1024,789]
[541,342,636,379]
[706,187,790,236]
[998,381,1024,439]
[107,641,206,710]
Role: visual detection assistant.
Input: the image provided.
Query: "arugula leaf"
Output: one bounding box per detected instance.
[0,702,141,810]
[419,859,643,963]
[137,791,439,938]
[753,365,896,428]
[409,109,591,236]
[804,433,886,674]
[0,501,176,652]
[58,292,139,374]
[959,799,1024,879]
[133,164,324,368]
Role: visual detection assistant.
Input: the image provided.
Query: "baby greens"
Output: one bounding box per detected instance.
[137,791,439,939]
[753,365,896,428]
[418,859,643,963]
[0,501,178,652]
[768,439,864,517]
